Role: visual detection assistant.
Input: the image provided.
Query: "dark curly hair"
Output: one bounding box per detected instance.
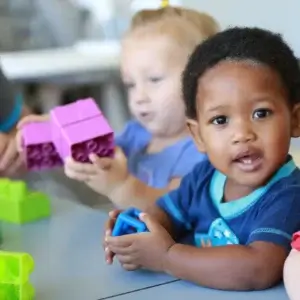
[182,27,300,119]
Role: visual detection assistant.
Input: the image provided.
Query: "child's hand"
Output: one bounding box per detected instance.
[16,114,49,152]
[103,209,123,265]
[106,213,176,272]
[0,132,24,177]
[65,147,129,198]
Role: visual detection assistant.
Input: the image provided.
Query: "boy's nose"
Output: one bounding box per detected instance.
[232,122,256,144]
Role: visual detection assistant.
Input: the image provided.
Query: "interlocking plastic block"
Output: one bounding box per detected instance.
[0,282,34,300]
[112,208,148,237]
[22,121,63,170]
[0,179,51,224]
[51,98,114,163]
[0,251,35,300]
[0,251,34,284]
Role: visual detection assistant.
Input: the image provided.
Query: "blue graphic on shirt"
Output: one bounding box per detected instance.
[195,218,239,247]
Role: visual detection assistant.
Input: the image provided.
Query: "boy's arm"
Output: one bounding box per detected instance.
[110,175,181,211]
[163,188,300,290]
[164,241,285,290]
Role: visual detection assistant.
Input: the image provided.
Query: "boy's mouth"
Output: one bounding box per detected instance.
[232,150,263,172]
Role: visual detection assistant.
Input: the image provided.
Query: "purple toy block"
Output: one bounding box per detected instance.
[50,98,114,163]
[22,121,63,170]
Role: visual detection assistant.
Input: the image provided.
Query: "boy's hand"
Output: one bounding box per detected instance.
[106,213,176,272]
[103,209,122,265]
[64,147,129,198]
[0,131,24,177]
[16,114,49,152]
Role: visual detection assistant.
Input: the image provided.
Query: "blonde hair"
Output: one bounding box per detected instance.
[124,6,219,52]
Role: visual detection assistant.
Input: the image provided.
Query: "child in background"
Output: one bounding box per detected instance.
[0,66,30,177]
[104,27,300,291]
[283,232,300,300]
[18,6,219,210]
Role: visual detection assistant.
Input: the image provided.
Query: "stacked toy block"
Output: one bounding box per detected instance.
[0,179,51,224]
[22,121,63,170]
[0,251,35,300]
[22,98,114,170]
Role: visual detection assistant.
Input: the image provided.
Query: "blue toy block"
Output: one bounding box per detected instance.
[112,208,148,237]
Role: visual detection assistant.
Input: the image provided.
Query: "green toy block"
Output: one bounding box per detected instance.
[0,252,34,285]
[0,179,51,224]
[0,282,34,300]
[0,251,35,299]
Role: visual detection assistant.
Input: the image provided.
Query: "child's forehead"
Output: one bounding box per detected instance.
[196,60,288,109]
[121,34,188,68]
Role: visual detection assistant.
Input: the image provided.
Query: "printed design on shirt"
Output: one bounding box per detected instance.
[195,218,239,248]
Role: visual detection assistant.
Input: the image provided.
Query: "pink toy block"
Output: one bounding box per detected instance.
[50,98,114,163]
[22,121,63,170]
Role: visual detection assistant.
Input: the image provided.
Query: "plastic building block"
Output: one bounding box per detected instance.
[0,251,34,284]
[51,98,114,163]
[112,208,148,237]
[0,179,51,224]
[22,121,63,170]
[0,251,35,300]
[0,282,34,300]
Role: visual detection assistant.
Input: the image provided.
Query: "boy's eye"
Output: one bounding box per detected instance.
[253,109,272,119]
[149,77,162,83]
[211,115,228,125]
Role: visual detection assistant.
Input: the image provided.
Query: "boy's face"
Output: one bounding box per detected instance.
[188,60,300,189]
[120,35,188,137]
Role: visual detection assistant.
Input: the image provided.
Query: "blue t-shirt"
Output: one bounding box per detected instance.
[115,120,206,188]
[157,157,300,251]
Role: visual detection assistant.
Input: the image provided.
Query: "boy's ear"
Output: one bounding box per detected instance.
[186,118,206,153]
[291,103,300,138]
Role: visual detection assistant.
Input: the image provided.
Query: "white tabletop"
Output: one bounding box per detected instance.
[0,170,172,300]
[0,170,290,300]
[109,280,288,300]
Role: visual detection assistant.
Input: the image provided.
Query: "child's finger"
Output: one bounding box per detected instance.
[0,133,8,156]
[116,254,136,266]
[17,114,49,129]
[0,139,18,172]
[108,245,133,255]
[105,247,115,264]
[90,154,112,170]
[5,155,25,176]
[64,167,91,182]
[15,130,24,152]
[65,157,97,175]
[121,263,139,271]
[106,235,133,248]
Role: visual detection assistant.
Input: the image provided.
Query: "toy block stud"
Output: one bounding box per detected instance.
[0,179,51,224]
[22,121,63,170]
[112,208,148,236]
[51,98,115,163]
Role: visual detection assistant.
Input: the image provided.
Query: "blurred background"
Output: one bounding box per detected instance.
[1,0,300,208]
[1,0,300,133]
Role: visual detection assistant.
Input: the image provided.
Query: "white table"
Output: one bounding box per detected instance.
[109,280,288,300]
[0,170,173,300]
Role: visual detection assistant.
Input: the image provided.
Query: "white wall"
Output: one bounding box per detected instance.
[183,0,300,57]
